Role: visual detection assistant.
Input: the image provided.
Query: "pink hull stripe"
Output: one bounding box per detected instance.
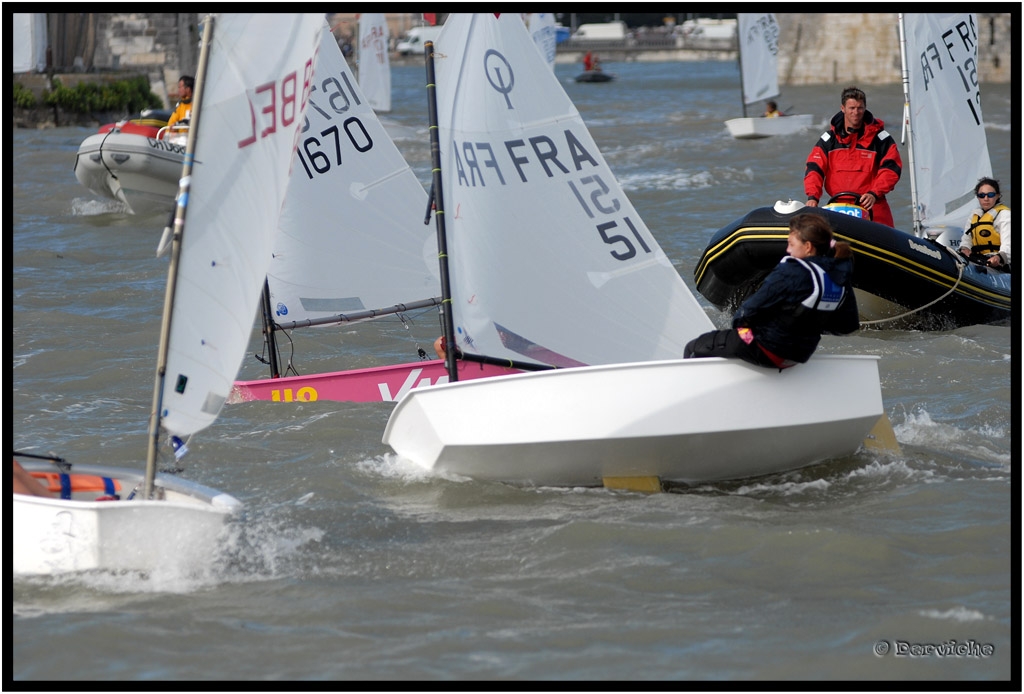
[230,359,519,404]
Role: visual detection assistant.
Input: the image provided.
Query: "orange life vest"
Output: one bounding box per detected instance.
[31,471,121,498]
[965,204,1008,255]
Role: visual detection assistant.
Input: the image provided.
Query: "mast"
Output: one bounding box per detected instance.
[424,39,459,383]
[259,280,282,378]
[736,27,747,118]
[897,13,922,236]
[144,14,215,498]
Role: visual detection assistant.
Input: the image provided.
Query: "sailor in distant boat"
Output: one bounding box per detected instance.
[764,100,781,118]
[960,177,1011,270]
[803,86,902,227]
[166,75,194,129]
[684,214,859,369]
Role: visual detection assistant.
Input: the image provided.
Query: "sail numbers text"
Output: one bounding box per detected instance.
[916,16,982,125]
[238,60,315,149]
[294,70,376,179]
[450,129,654,261]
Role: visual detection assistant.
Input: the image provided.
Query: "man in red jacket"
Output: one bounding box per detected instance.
[804,86,902,227]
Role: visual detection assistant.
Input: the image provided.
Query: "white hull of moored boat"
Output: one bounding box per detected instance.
[14,461,240,576]
[725,114,814,139]
[74,131,185,214]
[384,355,884,487]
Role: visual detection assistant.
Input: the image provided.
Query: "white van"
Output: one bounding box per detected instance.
[572,21,627,41]
[396,25,444,55]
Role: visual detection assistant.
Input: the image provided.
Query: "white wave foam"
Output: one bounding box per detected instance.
[218,515,325,581]
[70,197,130,216]
[356,452,471,483]
[734,477,832,496]
[846,458,934,482]
[616,169,716,192]
[894,408,1011,469]
[14,511,330,601]
[919,606,989,622]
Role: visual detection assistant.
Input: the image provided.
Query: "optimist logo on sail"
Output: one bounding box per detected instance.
[484,50,515,109]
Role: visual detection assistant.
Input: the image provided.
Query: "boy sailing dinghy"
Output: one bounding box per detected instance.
[724,13,813,139]
[15,14,323,576]
[229,25,515,406]
[382,14,890,490]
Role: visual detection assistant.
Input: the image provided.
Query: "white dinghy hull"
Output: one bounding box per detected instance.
[14,462,240,576]
[384,355,884,487]
[725,114,814,139]
[74,131,185,214]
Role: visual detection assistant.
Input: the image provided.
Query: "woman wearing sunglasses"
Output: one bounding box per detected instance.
[960,177,1011,270]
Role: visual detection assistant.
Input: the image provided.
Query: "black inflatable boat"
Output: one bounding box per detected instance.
[694,202,1012,330]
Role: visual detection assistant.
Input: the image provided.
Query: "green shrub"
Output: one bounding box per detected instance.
[13,82,37,108]
[42,75,162,114]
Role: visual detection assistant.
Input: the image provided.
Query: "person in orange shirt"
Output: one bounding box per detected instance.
[166,75,195,129]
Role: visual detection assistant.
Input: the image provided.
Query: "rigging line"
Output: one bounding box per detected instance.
[859,258,967,327]
[13,450,71,473]
[97,127,118,180]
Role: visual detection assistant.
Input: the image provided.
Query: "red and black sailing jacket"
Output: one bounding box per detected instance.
[804,110,902,209]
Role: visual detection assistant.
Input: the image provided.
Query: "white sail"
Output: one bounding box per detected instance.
[527,13,557,70]
[434,14,713,367]
[903,13,991,230]
[266,26,435,327]
[13,13,47,73]
[737,13,780,106]
[358,12,392,112]
[161,14,324,436]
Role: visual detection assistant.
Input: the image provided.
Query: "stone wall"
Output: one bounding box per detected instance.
[90,13,200,107]
[776,13,1011,85]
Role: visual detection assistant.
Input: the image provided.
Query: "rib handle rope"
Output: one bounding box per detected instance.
[859,256,966,327]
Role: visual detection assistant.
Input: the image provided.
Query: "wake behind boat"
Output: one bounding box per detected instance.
[381,14,891,491]
[73,109,185,214]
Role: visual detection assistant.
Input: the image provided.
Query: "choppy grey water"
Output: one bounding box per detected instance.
[12,60,1016,684]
